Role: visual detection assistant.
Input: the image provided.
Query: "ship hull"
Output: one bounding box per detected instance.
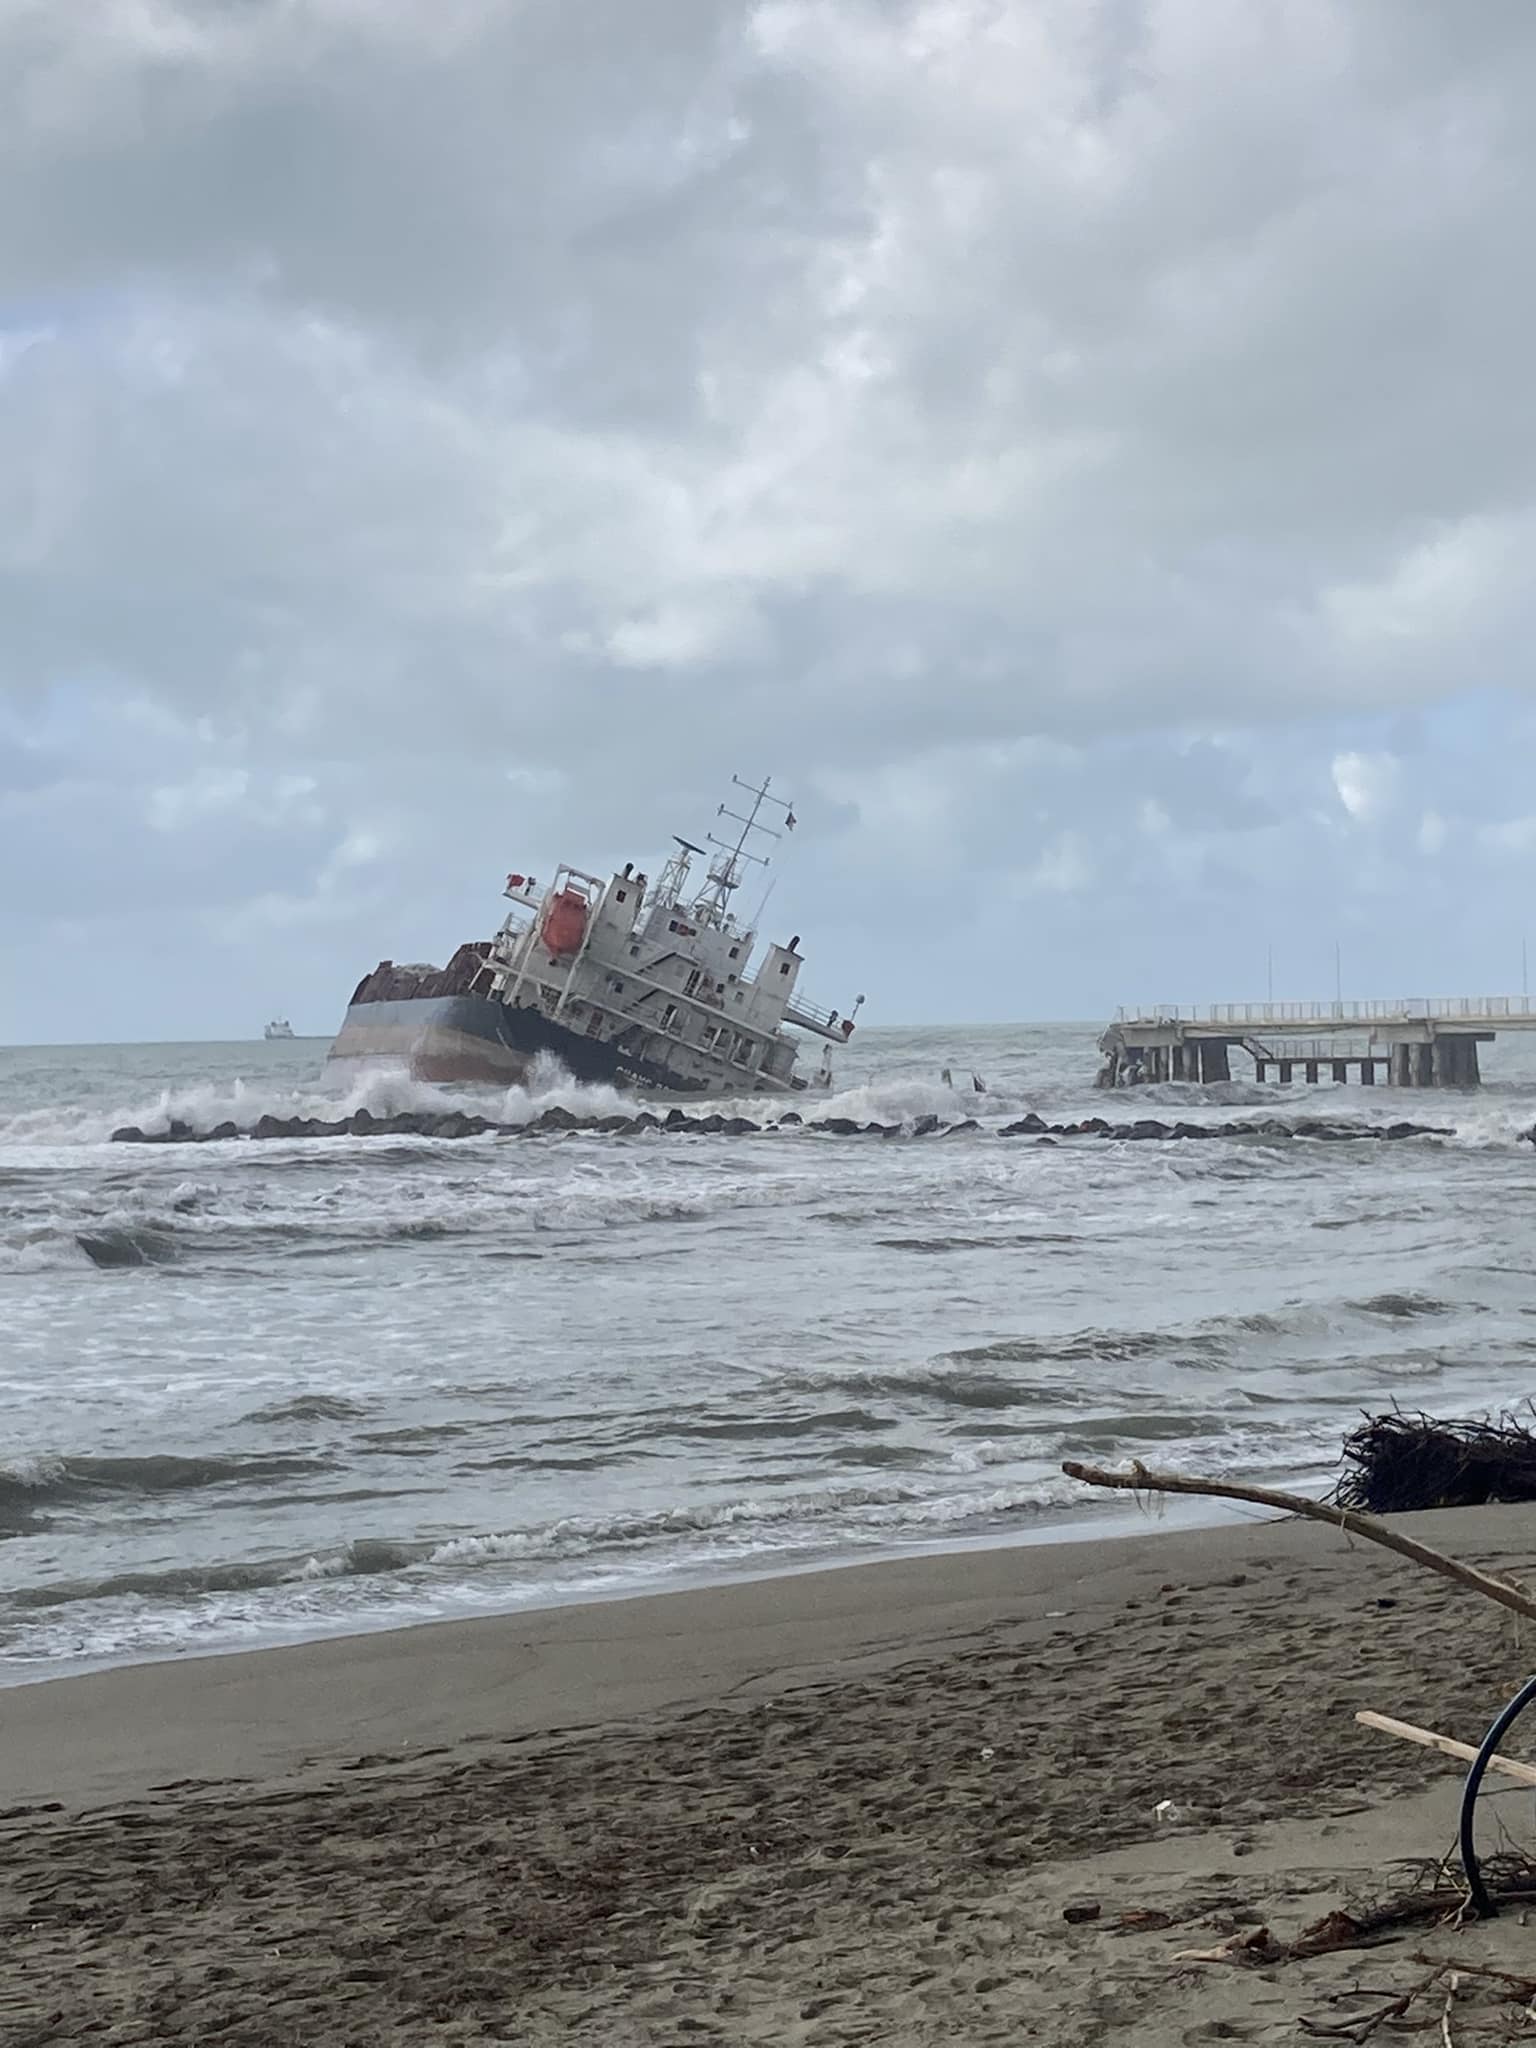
[325,993,721,1093]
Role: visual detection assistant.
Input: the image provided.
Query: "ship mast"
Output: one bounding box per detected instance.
[694,775,794,928]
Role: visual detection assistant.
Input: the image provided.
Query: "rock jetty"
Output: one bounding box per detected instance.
[109,1108,1454,1147]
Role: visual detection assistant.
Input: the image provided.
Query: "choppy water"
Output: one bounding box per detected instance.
[4,1023,1536,1684]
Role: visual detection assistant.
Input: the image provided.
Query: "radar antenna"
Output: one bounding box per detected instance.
[652,835,708,911]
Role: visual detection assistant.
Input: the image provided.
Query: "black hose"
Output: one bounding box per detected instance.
[1459,1671,1536,1918]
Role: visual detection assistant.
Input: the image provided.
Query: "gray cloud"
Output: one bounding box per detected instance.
[3,0,1536,1038]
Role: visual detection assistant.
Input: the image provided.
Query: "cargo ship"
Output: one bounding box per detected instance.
[324,777,864,1095]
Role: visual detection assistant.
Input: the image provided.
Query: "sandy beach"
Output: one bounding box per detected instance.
[6,1503,1536,2046]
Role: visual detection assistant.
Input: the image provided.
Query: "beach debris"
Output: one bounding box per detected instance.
[1062,1899,1101,1924]
[1354,1710,1536,1789]
[1335,1410,1536,1515]
[1059,1459,1536,1630]
[1153,1798,1184,1826]
[1171,1924,1279,1965]
[1064,1455,1536,1928]
[1302,1958,1536,2043]
[1299,1962,1449,2042]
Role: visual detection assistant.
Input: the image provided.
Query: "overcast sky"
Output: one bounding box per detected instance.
[4,0,1536,1042]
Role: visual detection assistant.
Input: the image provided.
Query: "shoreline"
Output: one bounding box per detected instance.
[0,1492,1519,1814]
[0,1474,1314,1710]
[1,1477,1332,1703]
[9,1497,1536,2042]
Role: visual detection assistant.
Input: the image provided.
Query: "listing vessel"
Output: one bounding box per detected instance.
[263,1018,295,1041]
[325,777,863,1095]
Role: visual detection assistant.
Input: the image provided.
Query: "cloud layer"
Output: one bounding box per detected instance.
[4,0,1536,1038]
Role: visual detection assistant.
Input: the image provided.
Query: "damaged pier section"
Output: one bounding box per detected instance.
[1098,997,1536,1090]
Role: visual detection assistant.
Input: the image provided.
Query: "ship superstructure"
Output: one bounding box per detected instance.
[325,777,863,1095]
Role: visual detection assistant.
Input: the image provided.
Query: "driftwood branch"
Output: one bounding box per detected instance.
[1060,1460,1536,1627]
[1356,1711,1536,1789]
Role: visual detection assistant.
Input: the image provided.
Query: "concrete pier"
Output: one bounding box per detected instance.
[1097,997,1526,1090]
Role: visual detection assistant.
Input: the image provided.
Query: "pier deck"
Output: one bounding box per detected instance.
[1098,997,1536,1090]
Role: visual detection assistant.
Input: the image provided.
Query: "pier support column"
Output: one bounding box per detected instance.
[1305,1060,1319,1083]
[1438,1035,1481,1088]
[1278,1061,1293,1083]
[1360,1059,1375,1084]
[1254,1061,1267,1083]
[1390,1043,1411,1087]
[1331,1060,1347,1083]
[1414,1043,1434,1087]
[1198,1040,1231,1083]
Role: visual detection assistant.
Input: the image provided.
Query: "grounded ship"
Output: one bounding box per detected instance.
[325,777,864,1095]
[263,1018,295,1041]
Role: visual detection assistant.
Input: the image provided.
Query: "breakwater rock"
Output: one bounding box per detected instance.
[109,1108,1455,1147]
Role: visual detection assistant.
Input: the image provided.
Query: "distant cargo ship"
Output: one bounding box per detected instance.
[325,776,862,1095]
[263,1018,295,1041]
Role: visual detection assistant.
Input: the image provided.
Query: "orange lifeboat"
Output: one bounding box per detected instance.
[540,888,589,958]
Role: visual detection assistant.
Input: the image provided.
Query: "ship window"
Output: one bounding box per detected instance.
[729,946,739,960]
[615,888,628,903]
[629,945,639,958]
[779,961,791,975]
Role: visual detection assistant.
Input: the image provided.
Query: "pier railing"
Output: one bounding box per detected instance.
[1115,996,1536,1027]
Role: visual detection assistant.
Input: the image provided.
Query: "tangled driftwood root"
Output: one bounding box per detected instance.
[1334,1411,1536,1515]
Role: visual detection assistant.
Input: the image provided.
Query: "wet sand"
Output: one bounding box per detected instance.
[6,1504,1536,2046]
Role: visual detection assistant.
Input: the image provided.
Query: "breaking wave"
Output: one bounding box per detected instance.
[0,1450,339,1525]
[0,1477,1083,1623]
[419,1476,1082,1569]
[0,1061,646,1151]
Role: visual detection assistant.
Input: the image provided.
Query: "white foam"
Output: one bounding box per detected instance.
[0,1452,67,1490]
[423,1475,1079,1572]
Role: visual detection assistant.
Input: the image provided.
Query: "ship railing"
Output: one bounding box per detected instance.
[785,993,841,1032]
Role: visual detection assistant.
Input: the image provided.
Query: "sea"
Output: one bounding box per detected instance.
[4,1022,1536,1686]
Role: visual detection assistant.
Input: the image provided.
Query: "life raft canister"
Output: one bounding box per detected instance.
[540,888,589,958]
[841,1018,856,1038]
